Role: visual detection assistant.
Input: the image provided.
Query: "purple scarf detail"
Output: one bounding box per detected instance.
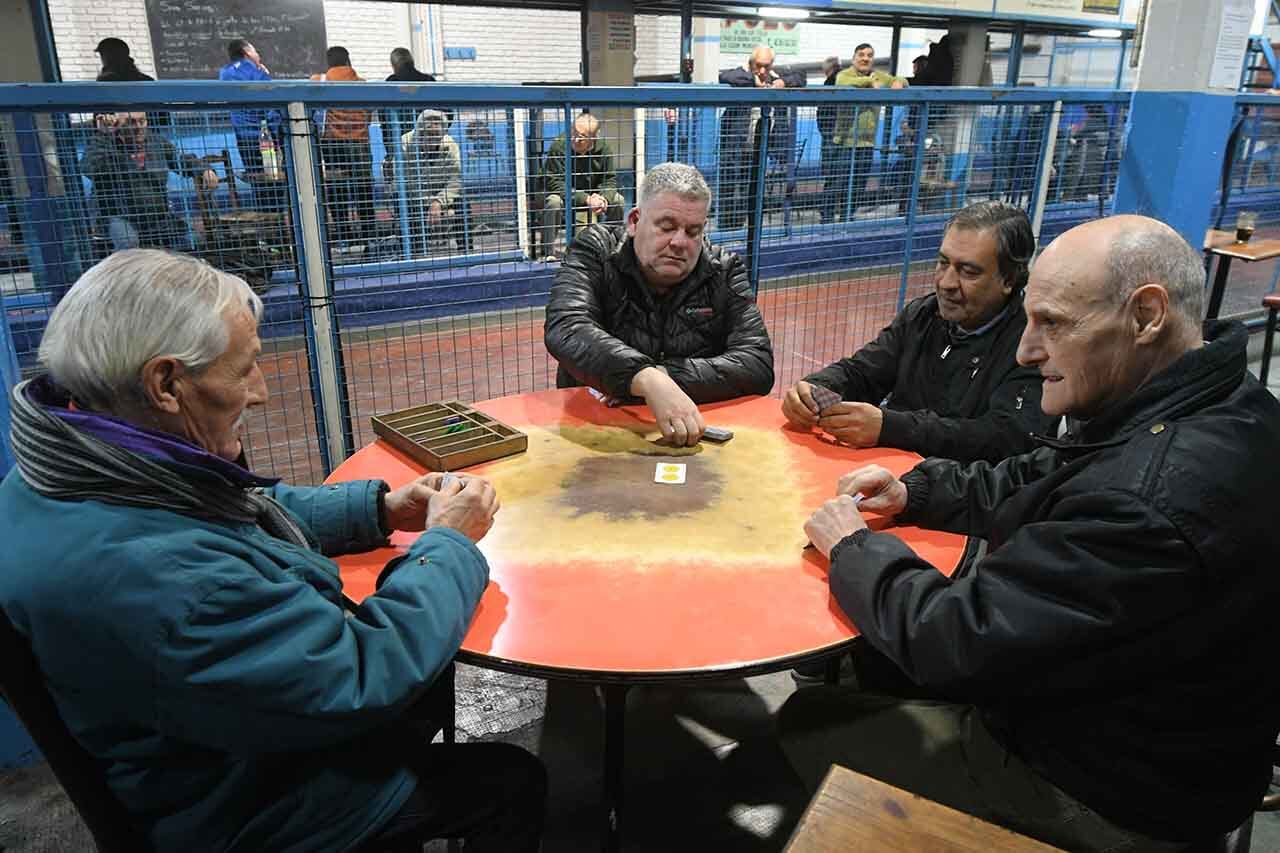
[28,376,278,488]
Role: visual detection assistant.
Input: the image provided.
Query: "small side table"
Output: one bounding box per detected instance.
[1203,229,1280,320]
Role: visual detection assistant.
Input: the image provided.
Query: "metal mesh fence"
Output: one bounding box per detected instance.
[1212,97,1280,319]
[0,85,1137,484]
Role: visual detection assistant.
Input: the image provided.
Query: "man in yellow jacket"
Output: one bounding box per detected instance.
[830,43,906,220]
[312,46,376,246]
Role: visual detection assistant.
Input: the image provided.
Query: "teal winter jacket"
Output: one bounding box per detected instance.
[0,472,489,852]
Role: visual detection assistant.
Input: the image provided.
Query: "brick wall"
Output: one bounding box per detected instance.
[47,0,408,81]
[436,5,581,84]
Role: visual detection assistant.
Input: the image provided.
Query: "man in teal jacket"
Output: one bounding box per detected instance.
[0,249,545,852]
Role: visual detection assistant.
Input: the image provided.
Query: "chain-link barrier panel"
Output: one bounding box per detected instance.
[0,86,1136,484]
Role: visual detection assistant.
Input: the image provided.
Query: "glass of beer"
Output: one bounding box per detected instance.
[1236,211,1257,244]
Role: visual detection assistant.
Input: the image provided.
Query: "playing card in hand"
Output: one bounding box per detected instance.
[809,385,842,415]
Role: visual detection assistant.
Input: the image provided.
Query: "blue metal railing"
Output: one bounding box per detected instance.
[0,81,1142,482]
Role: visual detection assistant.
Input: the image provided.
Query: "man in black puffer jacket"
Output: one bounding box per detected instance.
[786,215,1280,852]
[782,200,1057,464]
[544,162,774,447]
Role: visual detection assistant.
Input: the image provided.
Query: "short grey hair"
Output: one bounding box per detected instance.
[638,162,711,210]
[1102,222,1205,327]
[39,250,263,412]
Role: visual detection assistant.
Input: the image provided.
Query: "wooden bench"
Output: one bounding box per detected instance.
[785,764,1064,852]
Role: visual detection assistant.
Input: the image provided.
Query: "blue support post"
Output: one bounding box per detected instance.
[1007,25,1025,87]
[680,0,693,84]
[392,111,413,259]
[1114,38,1128,90]
[1114,92,1238,248]
[747,106,773,294]
[896,105,930,310]
[563,102,575,249]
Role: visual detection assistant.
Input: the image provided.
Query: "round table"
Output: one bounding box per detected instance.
[328,388,967,850]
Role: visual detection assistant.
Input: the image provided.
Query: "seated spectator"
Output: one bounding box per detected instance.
[784,215,1280,852]
[401,109,462,255]
[542,113,624,260]
[0,249,546,852]
[80,111,219,251]
[311,46,375,247]
[544,162,774,446]
[782,200,1055,464]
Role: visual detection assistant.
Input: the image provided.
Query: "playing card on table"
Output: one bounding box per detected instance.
[654,462,687,484]
[809,384,842,415]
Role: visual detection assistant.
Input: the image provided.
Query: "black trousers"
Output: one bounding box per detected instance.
[321,138,377,242]
[354,741,547,853]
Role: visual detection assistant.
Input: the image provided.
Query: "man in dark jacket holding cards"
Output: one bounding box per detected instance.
[786,215,1280,852]
[544,162,774,447]
[781,200,1056,463]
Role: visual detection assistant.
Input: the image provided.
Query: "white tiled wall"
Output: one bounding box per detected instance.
[435,6,581,83]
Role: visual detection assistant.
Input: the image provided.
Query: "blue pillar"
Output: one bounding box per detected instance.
[1111,0,1249,249]
[1113,92,1236,247]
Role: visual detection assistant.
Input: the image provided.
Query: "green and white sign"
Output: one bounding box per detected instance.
[720,19,801,56]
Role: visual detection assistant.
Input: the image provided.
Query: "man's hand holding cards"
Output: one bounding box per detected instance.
[782,380,841,429]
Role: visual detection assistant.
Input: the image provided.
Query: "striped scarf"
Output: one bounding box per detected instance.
[9,377,312,549]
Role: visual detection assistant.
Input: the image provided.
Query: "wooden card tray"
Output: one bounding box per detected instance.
[371,401,528,471]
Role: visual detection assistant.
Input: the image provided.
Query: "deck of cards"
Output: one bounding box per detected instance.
[809,385,842,415]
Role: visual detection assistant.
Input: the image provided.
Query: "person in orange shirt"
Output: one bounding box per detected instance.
[311,46,376,247]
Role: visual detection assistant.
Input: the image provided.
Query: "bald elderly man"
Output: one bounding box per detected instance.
[542,112,625,259]
[717,45,805,230]
[782,215,1280,852]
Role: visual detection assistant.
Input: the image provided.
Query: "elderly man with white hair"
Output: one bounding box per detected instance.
[782,215,1280,852]
[0,250,546,852]
[544,162,774,446]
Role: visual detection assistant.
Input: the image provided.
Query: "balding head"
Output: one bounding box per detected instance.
[1018,215,1204,419]
[570,113,600,154]
[750,45,776,83]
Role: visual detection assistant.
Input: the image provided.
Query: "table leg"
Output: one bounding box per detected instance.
[1206,255,1233,321]
[601,684,629,853]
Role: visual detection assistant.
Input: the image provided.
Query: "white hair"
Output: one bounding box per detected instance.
[39,249,263,412]
[638,162,711,209]
[1103,223,1205,328]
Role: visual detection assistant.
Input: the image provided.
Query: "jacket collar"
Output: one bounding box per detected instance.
[1036,321,1248,455]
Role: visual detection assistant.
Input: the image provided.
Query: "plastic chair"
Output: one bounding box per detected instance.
[0,608,153,852]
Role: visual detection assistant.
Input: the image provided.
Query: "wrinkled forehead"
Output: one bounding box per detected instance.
[644,191,710,225]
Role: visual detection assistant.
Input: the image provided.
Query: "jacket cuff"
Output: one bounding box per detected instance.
[877,407,911,450]
[829,526,872,566]
[897,468,930,524]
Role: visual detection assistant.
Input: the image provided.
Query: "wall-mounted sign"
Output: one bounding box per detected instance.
[720,19,801,56]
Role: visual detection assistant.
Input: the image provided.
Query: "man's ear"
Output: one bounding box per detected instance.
[625,207,640,237]
[1130,283,1170,345]
[139,355,185,415]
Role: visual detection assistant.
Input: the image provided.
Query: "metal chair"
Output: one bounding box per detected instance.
[0,608,153,852]
[1259,293,1280,386]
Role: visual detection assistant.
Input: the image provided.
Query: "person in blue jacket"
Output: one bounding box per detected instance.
[0,249,546,853]
[218,40,285,208]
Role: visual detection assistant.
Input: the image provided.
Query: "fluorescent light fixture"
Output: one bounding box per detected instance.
[1086,28,1124,38]
[757,6,810,19]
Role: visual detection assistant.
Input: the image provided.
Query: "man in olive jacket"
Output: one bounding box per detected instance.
[788,215,1280,851]
[782,201,1055,464]
[542,112,625,258]
[544,162,774,446]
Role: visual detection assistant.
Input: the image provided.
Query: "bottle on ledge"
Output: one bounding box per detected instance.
[259,119,280,179]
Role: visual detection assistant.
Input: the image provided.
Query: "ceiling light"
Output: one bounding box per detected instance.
[1086,28,1124,38]
[757,6,810,19]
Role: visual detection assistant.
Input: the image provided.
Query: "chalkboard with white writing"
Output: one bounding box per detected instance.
[144,0,327,80]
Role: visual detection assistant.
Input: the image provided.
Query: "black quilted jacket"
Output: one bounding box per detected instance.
[544,225,774,402]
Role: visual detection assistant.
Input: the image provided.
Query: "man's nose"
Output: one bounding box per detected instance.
[936,266,958,290]
[1016,327,1043,367]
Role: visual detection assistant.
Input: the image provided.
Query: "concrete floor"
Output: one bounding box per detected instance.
[3,338,1280,853]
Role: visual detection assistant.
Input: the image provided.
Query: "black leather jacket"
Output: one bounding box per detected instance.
[804,293,1055,463]
[830,321,1280,842]
[544,225,774,402]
